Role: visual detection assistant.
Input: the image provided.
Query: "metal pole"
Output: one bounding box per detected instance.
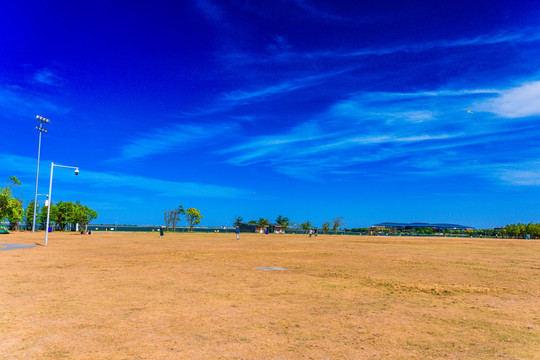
[32,130,42,232]
[45,162,54,246]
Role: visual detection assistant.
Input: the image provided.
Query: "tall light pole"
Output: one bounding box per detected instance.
[45,162,79,246]
[32,115,50,232]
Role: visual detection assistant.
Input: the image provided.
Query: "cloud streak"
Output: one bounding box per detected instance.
[222,68,353,102]
[0,84,69,117]
[498,164,540,186]
[220,83,540,185]
[0,153,249,199]
[34,69,61,86]
[194,0,223,22]
[80,170,248,199]
[477,80,540,118]
[224,27,540,67]
[117,122,237,161]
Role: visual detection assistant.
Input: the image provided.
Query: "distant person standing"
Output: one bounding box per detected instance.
[315,228,318,238]
[236,225,240,240]
[160,227,164,238]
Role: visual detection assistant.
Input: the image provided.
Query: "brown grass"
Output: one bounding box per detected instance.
[0,232,538,359]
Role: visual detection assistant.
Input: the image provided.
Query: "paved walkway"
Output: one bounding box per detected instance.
[0,243,37,251]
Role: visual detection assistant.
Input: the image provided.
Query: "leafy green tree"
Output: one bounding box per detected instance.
[0,176,21,223]
[504,222,540,239]
[506,223,522,238]
[524,222,539,238]
[54,201,77,231]
[185,208,202,231]
[322,221,331,234]
[275,215,290,229]
[248,219,258,224]
[7,197,23,230]
[348,227,370,233]
[233,216,243,227]
[416,227,434,235]
[300,220,312,231]
[73,201,98,233]
[26,200,39,229]
[38,202,58,230]
[332,216,345,234]
[257,218,270,226]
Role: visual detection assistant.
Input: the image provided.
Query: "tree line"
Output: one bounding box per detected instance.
[231,215,539,239]
[1,176,98,231]
[501,223,540,239]
[163,205,202,231]
[28,200,98,232]
[0,177,23,230]
[349,224,540,239]
[233,215,346,234]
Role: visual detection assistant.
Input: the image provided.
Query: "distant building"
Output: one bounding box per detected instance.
[238,223,286,233]
[372,222,475,232]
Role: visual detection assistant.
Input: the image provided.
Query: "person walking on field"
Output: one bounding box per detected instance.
[236,225,240,240]
[160,226,164,238]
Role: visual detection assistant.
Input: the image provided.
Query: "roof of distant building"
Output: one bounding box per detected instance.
[374,222,474,230]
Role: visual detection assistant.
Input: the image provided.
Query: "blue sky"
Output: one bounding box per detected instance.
[1,0,539,228]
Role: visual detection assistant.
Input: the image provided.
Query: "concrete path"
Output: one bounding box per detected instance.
[0,243,37,251]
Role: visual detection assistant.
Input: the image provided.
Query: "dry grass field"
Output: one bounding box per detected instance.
[0,231,538,359]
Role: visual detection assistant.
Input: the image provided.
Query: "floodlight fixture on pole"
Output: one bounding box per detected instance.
[45,162,79,246]
[32,115,50,233]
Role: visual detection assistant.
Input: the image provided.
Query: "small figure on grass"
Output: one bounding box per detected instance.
[236,225,240,240]
[160,226,164,238]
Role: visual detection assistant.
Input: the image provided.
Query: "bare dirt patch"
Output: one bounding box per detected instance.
[0,232,538,359]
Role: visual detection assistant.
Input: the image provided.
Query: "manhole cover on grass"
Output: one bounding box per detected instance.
[255,267,288,271]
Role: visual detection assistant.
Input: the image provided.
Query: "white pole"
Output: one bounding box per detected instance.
[45,162,54,246]
[32,130,42,232]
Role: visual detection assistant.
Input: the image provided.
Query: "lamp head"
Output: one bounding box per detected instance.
[75,168,79,176]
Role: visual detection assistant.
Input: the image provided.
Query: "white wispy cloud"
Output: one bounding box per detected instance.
[80,170,248,198]
[117,122,237,160]
[0,85,69,117]
[34,69,61,86]
[194,0,223,22]
[220,120,327,165]
[293,0,347,22]
[178,68,352,118]
[222,81,307,102]
[222,69,351,102]
[477,80,540,118]
[0,153,249,199]
[498,164,540,186]
[220,84,540,185]
[225,27,540,66]
[346,28,540,57]
[117,69,351,163]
